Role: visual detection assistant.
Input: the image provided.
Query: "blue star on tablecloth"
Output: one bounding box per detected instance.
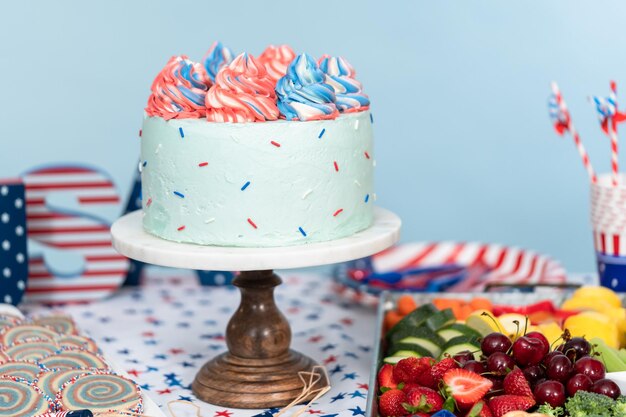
[330,393,346,403]
[348,406,365,416]
[349,391,365,399]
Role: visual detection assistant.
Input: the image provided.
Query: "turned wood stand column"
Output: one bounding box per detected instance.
[192,270,326,408]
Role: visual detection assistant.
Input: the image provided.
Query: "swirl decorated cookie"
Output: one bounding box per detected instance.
[39,349,108,370]
[0,378,54,417]
[0,314,23,330]
[36,368,93,399]
[0,360,45,382]
[57,373,143,413]
[55,334,99,353]
[0,324,58,345]
[33,315,78,335]
[3,340,59,362]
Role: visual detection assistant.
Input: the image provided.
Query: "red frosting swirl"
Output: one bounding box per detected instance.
[258,45,296,83]
[205,53,279,123]
[146,56,211,120]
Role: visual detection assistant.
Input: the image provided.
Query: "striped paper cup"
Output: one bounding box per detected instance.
[591,174,626,290]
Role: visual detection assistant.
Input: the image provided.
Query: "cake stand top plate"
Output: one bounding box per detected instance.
[111,207,401,271]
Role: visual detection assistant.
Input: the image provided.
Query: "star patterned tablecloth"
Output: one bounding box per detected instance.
[24,267,377,417]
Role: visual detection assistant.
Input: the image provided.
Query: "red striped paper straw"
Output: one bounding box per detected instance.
[610,81,619,186]
[550,82,597,183]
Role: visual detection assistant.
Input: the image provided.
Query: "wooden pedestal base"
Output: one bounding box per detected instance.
[192,270,326,409]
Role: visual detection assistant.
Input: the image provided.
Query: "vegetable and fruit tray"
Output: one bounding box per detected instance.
[365,288,626,417]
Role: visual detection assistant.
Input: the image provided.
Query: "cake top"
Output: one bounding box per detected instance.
[145,42,369,122]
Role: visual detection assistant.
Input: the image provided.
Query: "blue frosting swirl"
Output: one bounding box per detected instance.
[174,58,210,106]
[203,41,235,82]
[318,56,369,112]
[275,53,338,121]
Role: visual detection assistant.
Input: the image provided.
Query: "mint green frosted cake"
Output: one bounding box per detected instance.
[141,42,374,247]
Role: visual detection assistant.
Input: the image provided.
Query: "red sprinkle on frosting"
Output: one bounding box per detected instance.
[198,162,209,167]
[146,198,152,207]
[270,141,281,147]
[247,218,258,229]
[364,151,370,159]
[333,209,343,217]
[177,225,186,231]
[334,161,339,172]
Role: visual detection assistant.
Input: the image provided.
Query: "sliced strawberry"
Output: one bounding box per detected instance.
[503,368,533,398]
[379,389,409,417]
[379,363,399,391]
[465,400,493,417]
[429,357,459,388]
[442,368,493,408]
[394,357,435,384]
[405,386,444,413]
[487,395,535,417]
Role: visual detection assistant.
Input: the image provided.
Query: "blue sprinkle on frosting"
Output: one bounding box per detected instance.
[179,127,185,138]
[241,181,251,191]
[299,227,307,237]
[318,128,326,139]
[173,191,185,198]
[142,161,147,167]
[364,194,370,203]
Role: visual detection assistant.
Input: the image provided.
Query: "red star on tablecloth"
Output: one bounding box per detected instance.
[157,388,173,395]
[215,410,233,417]
[307,410,322,414]
[340,318,353,326]
[127,369,142,377]
[169,348,185,355]
[357,383,368,390]
[324,355,338,364]
[308,335,323,343]
[142,331,155,337]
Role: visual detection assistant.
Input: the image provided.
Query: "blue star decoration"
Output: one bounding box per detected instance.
[180,361,195,368]
[178,395,193,402]
[330,392,346,403]
[349,406,365,416]
[140,383,152,390]
[350,390,366,398]
[321,344,337,352]
[117,349,130,355]
[190,353,204,359]
[154,354,168,360]
[342,372,358,380]
[251,408,280,417]
[146,366,159,372]
[320,414,338,417]
[329,364,345,375]
[345,351,359,359]
[102,337,117,343]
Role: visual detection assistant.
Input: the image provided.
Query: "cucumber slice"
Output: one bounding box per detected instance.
[386,304,439,340]
[437,323,481,342]
[387,343,434,358]
[439,335,481,360]
[383,349,426,364]
[392,332,446,358]
[424,309,456,331]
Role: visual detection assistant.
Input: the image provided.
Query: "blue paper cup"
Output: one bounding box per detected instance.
[597,251,626,291]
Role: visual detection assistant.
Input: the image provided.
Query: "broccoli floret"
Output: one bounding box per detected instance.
[612,395,626,417]
[536,403,564,416]
[565,390,615,417]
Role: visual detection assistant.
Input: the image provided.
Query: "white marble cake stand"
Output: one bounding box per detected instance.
[111,207,401,409]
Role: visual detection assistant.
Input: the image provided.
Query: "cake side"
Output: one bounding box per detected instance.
[140,110,374,247]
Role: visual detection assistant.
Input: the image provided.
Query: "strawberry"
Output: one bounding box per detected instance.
[379,389,409,417]
[502,368,533,399]
[487,395,535,417]
[401,382,422,394]
[429,357,459,388]
[407,414,430,417]
[442,368,493,408]
[405,386,444,413]
[465,400,493,417]
[394,357,435,384]
[379,364,399,391]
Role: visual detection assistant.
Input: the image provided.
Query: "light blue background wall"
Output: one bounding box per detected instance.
[1,1,624,273]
